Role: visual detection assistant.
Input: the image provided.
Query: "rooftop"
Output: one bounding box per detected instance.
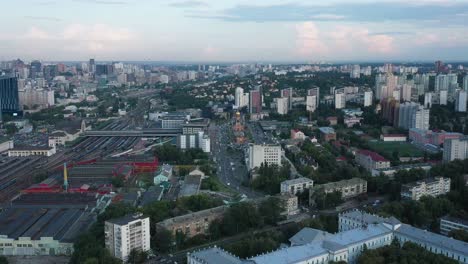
[318,127,335,134]
[157,206,227,227]
[357,149,389,162]
[190,246,248,264]
[250,242,328,264]
[402,177,449,189]
[319,177,367,190]
[178,174,202,197]
[106,213,148,226]
[289,228,332,246]
[441,215,468,227]
[396,223,468,256]
[0,207,94,242]
[281,177,313,186]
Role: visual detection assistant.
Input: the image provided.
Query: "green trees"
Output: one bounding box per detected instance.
[357,242,458,264]
[251,163,290,194]
[449,229,468,242]
[313,190,343,210]
[153,144,208,164]
[258,197,284,225]
[0,256,8,264]
[223,231,284,259]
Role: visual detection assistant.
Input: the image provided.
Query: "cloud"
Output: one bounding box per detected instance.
[24,27,52,39]
[169,0,208,8]
[369,31,412,36]
[189,2,468,25]
[295,22,395,59]
[72,0,128,5]
[18,23,137,55]
[24,16,62,22]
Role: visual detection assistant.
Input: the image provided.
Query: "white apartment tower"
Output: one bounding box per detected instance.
[456,90,467,112]
[364,91,373,107]
[443,137,468,162]
[276,97,288,115]
[105,214,151,261]
[334,89,346,109]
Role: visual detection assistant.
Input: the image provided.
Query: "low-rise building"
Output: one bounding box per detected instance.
[355,149,390,172]
[277,193,300,217]
[380,134,407,142]
[154,164,173,185]
[401,177,451,201]
[178,174,202,198]
[156,206,227,238]
[8,146,56,157]
[280,177,314,195]
[440,215,468,236]
[188,210,468,264]
[371,163,432,177]
[318,127,336,142]
[310,178,367,205]
[105,214,150,261]
[246,144,282,170]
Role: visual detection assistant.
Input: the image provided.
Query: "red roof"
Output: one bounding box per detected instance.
[357,149,389,162]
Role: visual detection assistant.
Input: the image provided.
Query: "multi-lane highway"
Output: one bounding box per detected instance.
[209,122,262,199]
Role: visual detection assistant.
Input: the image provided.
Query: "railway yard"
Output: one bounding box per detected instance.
[0,120,158,202]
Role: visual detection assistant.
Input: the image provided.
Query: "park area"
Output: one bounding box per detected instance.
[368,141,424,159]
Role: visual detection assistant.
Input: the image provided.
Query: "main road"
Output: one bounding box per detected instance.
[209,122,262,199]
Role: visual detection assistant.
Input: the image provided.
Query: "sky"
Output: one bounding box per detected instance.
[1,0,468,62]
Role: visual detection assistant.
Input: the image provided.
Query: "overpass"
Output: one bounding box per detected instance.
[81,128,182,137]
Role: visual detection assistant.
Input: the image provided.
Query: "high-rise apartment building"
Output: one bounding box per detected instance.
[424,92,432,108]
[443,137,468,162]
[276,97,288,115]
[440,90,448,105]
[105,214,150,261]
[281,87,293,110]
[350,64,360,78]
[249,89,262,114]
[334,89,346,109]
[456,90,467,112]
[0,76,20,115]
[235,87,248,108]
[464,75,468,91]
[397,102,429,130]
[363,91,373,107]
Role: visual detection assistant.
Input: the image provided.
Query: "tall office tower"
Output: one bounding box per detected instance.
[398,102,429,130]
[392,89,400,101]
[350,64,360,78]
[30,60,42,79]
[455,90,467,112]
[424,93,433,108]
[105,214,150,261]
[334,89,346,109]
[364,91,373,107]
[0,75,20,115]
[281,87,293,110]
[435,75,449,92]
[401,84,412,102]
[443,137,468,162]
[415,84,425,96]
[276,97,288,115]
[440,90,448,105]
[249,89,262,114]
[89,58,96,73]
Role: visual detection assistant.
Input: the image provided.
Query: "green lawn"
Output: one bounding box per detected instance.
[368,141,424,158]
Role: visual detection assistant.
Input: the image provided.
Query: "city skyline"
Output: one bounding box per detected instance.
[1,0,468,62]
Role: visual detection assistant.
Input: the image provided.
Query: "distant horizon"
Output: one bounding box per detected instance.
[3,59,468,66]
[1,1,468,61]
